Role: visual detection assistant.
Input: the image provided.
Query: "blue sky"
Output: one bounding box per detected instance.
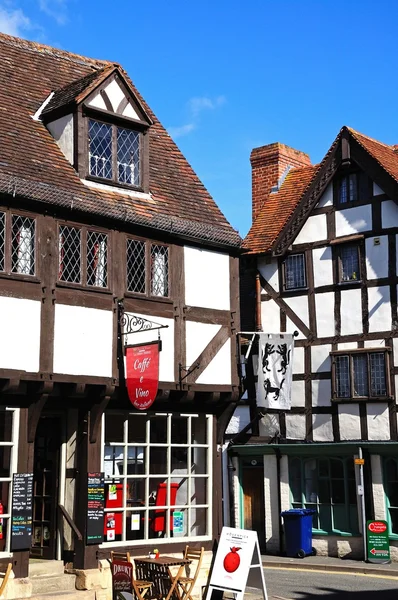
[1,0,398,238]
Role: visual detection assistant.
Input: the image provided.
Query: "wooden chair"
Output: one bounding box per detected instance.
[110,551,153,600]
[174,546,204,600]
[0,563,12,597]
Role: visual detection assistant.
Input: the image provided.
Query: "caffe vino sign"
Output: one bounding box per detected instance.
[125,341,160,410]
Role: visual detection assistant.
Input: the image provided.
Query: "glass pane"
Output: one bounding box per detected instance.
[304,460,317,503]
[332,504,347,532]
[370,353,387,396]
[104,446,124,478]
[171,417,188,444]
[171,447,188,472]
[150,416,167,443]
[128,414,147,443]
[190,477,208,505]
[11,215,35,275]
[386,459,398,484]
[353,354,368,396]
[191,448,207,475]
[89,120,112,179]
[318,479,330,503]
[151,245,169,297]
[126,239,146,294]
[173,477,188,506]
[149,447,167,475]
[125,509,145,541]
[349,174,357,202]
[340,244,359,282]
[189,507,207,536]
[0,411,12,442]
[126,446,145,475]
[348,478,356,504]
[172,507,187,537]
[335,355,350,398]
[87,231,107,287]
[285,254,306,289]
[289,458,302,504]
[330,459,344,479]
[191,416,207,444]
[117,127,140,186]
[331,480,345,504]
[148,507,172,539]
[339,178,348,204]
[126,478,145,505]
[318,459,329,477]
[0,212,5,271]
[105,414,124,443]
[58,225,81,283]
[0,447,11,478]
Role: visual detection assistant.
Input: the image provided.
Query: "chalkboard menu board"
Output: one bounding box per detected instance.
[11,473,33,551]
[87,472,104,545]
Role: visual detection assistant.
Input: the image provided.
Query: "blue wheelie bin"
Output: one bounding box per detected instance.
[281,508,316,558]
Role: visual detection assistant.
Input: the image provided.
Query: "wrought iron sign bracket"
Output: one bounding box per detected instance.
[178,362,200,388]
[118,300,169,342]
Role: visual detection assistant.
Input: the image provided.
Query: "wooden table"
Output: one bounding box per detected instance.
[134,556,191,600]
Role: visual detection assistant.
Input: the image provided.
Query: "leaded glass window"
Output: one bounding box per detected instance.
[11,215,35,275]
[127,239,146,293]
[59,225,81,283]
[333,351,387,399]
[126,239,169,297]
[59,225,108,288]
[89,120,112,180]
[151,244,169,297]
[338,243,360,282]
[338,174,357,204]
[284,254,306,290]
[87,231,108,288]
[0,212,5,272]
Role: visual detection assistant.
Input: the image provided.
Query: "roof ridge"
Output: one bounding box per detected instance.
[0,31,111,68]
[347,126,392,149]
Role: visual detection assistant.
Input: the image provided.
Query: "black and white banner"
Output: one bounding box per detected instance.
[257,333,294,410]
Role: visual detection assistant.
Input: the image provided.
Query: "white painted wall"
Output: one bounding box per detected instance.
[284,296,309,328]
[338,404,361,440]
[368,286,391,332]
[394,339,398,366]
[123,313,175,382]
[373,182,384,196]
[312,379,331,407]
[338,342,358,350]
[196,339,231,385]
[54,304,113,377]
[87,92,107,110]
[0,296,41,372]
[291,380,305,407]
[312,414,333,441]
[123,103,140,119]
[382,200,398,229]
[313,246,333,287]
[225,405,251,435]
[364,339,385,348]
[293,214,327,245]
[184,247,230,310]
[279,455,290,512]
[261,299,280,333]
[367,403,390,440]
[315,292,335,338]
[340,289,362,335]
[259,413,280,437]
[311,345,331,373]
[365,236,388,280]
[258,258,279,293]
[263,455,279,552]
[317,183,333,208]
[293,346,304,373]
[286,317,306,340]
[185,321,231,385]
[47,114,74,165]
[335,205,372,237]
[285,414,306,440]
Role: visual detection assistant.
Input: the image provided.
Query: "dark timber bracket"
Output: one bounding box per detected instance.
[89,384,114,443]
[27,381,53,443]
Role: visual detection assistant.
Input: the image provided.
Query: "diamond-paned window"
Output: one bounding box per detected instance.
[0,212,5,272]
[127,239,146,293]
[333,351,388,399]
[117,128,140,186]
[59,225,81,283]
[89,120,112,179]
[87,231,108,288]
[151,244,169,297]
[11,215,35,275]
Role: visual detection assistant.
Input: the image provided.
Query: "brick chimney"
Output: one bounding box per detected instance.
[250,142,311,223]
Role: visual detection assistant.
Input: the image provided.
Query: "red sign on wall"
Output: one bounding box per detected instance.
[125,341,159,410]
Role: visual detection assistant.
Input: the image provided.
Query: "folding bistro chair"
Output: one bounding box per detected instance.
[173,546,204,600]
[0,563,12,597]
[111,551,153,600]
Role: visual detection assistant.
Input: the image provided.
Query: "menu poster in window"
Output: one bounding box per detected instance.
[87,472,105,545]
[11,473,33,551]
[112,559,133,600]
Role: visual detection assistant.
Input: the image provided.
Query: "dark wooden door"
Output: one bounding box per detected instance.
[31,416,61,559]
[242,464,266,550]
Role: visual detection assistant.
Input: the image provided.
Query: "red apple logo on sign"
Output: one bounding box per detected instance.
[368,521,387,533]
[223,547,241,573]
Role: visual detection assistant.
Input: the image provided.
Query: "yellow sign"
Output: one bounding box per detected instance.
[354,458,365,465]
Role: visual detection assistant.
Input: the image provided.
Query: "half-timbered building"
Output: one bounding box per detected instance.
[230,127,398,561]
[0,32,240,597]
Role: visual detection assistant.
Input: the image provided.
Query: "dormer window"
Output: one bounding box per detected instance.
[88,119,141,187]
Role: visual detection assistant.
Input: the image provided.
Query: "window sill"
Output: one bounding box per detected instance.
[0,272,41,284]
[282,287,309,294]
[86,174,145,194]
[124,291,173,304]
[332,397,392,403]
[56,281,113,295]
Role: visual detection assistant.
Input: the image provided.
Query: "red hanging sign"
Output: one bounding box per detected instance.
[125,341,159,410]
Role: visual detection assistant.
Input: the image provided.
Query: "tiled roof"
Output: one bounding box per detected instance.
[348,127,398,183]
[0,33,240,247]
[244,165,317,254]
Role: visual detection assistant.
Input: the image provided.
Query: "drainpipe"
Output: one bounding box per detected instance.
[255,273,262,332]
[358,446,367,561]
[274,448,283,554]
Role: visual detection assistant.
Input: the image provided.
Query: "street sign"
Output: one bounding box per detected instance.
[366,520,390,563]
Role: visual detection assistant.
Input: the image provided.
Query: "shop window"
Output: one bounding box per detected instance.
[0,408,19,555]
[332,350,388,400]
[102,412,212,545]
[384,458,398,535]
[289,456,359,534]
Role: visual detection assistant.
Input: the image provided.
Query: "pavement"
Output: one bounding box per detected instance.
[261,553,398,577]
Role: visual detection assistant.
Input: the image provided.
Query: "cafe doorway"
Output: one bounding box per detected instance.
[31,415,63,559]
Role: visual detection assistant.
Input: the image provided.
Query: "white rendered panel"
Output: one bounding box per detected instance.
[373,182,384,196]
[382,200,398,229]
[312,379,331,407]
[338,404,361,440]
[317,183,333,208]
[54,305,112,377]
[293,214,327,245]
[293,346,304,374]
[335,205,372,237]
[261,299,280,333]
[394,339,398,366]
[286,317,306,340]
[341,289,362,335]
[315,292,335,338]
[367,403,390,440]
[365,236,388,280]
[368,286,391,332]
[122,102,140,119]
[258,257,279,293]
[87,92,107,110]
[313,246,333,288]
[285,414,306,440]
[104,79,125,113]
[225,406,251,435]
[47,114,74,165]
[196,339,231,385]
[0,296,41,372]
[259,413,280,437]
[312,414,334,442]
[284,295,309,328]
[185,322,221,367]
[338,342,357,350]
[123,313,175,382]
[364,340,385,348]
[291,380,305,407]
[311,345,331,373]
[184,246,230,310]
